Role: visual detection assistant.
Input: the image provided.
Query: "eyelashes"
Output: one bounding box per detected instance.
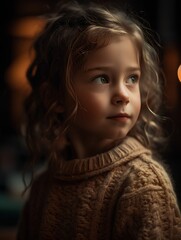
[125,74,140,85]
[92,75,110,84]
[91,73,140,85]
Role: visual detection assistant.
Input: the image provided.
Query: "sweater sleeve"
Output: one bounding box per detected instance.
[114,160,181,239]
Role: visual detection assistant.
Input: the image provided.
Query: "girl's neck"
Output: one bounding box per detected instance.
[67,134,123,159]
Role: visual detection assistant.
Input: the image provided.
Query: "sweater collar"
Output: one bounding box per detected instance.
[50,137,150,180]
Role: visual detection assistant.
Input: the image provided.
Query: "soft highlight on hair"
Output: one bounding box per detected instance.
[24,1,167,169]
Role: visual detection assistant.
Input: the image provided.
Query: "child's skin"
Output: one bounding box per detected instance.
[64,36,141,159]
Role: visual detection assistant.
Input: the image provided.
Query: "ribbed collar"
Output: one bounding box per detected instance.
[50,137,150,180]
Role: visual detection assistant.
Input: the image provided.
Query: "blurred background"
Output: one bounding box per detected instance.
[0,0,181,239]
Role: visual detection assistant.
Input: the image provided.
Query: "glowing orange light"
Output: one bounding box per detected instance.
[177,65,181,82]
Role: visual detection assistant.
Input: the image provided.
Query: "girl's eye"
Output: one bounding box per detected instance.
[93,75,109,84]
[126,74,139,85]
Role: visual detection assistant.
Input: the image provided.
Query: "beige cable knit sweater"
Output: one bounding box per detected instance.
[17,137,181,239]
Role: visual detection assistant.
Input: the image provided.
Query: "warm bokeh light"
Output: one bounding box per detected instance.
[177,65,181,82]
[163,46,180,108]
[9,16,45,38]
[5,16,45,132]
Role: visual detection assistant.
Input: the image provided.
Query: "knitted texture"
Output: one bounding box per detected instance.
[17,137,181,239]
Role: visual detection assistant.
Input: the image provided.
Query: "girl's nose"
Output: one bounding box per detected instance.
[111,84,129,105]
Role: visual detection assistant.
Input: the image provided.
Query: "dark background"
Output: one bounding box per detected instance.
[0,0,181,239]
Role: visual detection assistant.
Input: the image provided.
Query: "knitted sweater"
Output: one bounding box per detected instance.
[17,137,181,240]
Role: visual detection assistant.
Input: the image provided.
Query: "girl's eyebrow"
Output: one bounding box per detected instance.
[84,66,114,72]
[125,67,141,72]
[84,66,141,72]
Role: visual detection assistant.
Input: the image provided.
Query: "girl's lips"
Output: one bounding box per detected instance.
[107,113,131,119]
[107,113,131,122]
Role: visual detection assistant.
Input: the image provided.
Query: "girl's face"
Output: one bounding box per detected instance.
[64,36,141,156]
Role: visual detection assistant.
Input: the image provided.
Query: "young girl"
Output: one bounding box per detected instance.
[17,1,181,239]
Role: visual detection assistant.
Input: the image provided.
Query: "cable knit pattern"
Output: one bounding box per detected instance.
[17,137,181,240]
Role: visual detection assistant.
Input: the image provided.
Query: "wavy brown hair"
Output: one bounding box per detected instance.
[24,1,166,167]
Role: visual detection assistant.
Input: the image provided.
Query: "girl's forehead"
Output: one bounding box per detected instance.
[84,33,138,57]
[83,36,140,70]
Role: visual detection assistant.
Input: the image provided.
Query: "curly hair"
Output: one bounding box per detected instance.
[24,1,166,165]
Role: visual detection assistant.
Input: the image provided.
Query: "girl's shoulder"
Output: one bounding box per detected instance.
[122,152,176,197]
